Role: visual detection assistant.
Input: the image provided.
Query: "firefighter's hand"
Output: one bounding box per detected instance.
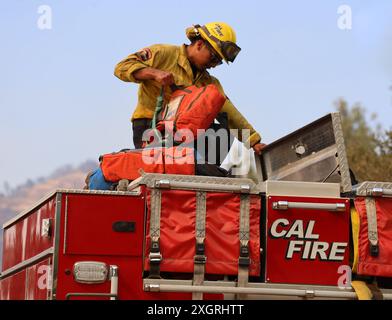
[153,70,175,86]
[252,143,267,155]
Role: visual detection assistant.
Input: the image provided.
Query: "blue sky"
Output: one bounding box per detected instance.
[0,0,391,192]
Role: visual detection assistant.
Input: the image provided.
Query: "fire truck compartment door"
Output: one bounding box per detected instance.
[63,194,145,256]
[266,195,350,286]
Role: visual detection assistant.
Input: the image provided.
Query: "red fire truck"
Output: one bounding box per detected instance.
[1,113,392,300]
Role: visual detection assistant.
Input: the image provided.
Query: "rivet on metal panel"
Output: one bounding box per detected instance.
[294,143,307,156]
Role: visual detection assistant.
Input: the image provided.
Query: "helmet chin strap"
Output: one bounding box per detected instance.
[186,43,210,72]
[185,48,206,75]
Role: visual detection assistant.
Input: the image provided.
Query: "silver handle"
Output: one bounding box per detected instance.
[272,201,346,212]
[143,283,358,299]
[155,180,251,194]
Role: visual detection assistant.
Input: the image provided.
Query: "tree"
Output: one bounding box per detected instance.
[336,99,392,182]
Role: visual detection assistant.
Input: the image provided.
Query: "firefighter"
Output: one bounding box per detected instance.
[114,22,266,154]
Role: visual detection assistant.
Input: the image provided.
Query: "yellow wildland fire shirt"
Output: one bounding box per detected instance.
[114,44,262,147]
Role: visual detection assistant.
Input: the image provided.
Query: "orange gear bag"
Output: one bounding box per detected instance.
[100,147,195,182]
[156,84,226,142]
[144,189,261,276]
[353,197,392,277]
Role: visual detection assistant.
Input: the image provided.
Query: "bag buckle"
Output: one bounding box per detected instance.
[370,244,379,257]
[194,255,207,265]
[149,252,162,264]
[194,241,206,264]
[239,245,250,267]
[149,240,162,263]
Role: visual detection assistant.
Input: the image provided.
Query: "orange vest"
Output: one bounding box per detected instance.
[156,84,226,142]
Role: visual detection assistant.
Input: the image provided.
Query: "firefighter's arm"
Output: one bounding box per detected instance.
[211,78,263,149]
[114,45,172,84]
[133,68,174,86]
[222,98,262,147]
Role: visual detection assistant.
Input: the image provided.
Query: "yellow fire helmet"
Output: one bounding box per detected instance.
[186,22,241,63]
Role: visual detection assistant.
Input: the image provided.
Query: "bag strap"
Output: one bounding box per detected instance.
[148,188,163,279]
[143,87,166,148]
[192,191,207,300]
[151,85,187,130]
[151,87,165,131]
[351,281,373,300]
[236,194,250,300]
[365,197,379,257]
[148,85,194,148]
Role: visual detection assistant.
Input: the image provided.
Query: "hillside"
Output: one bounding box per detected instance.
[0,160,98,267]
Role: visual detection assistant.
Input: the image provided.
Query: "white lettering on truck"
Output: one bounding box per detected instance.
[270,219,348,261]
